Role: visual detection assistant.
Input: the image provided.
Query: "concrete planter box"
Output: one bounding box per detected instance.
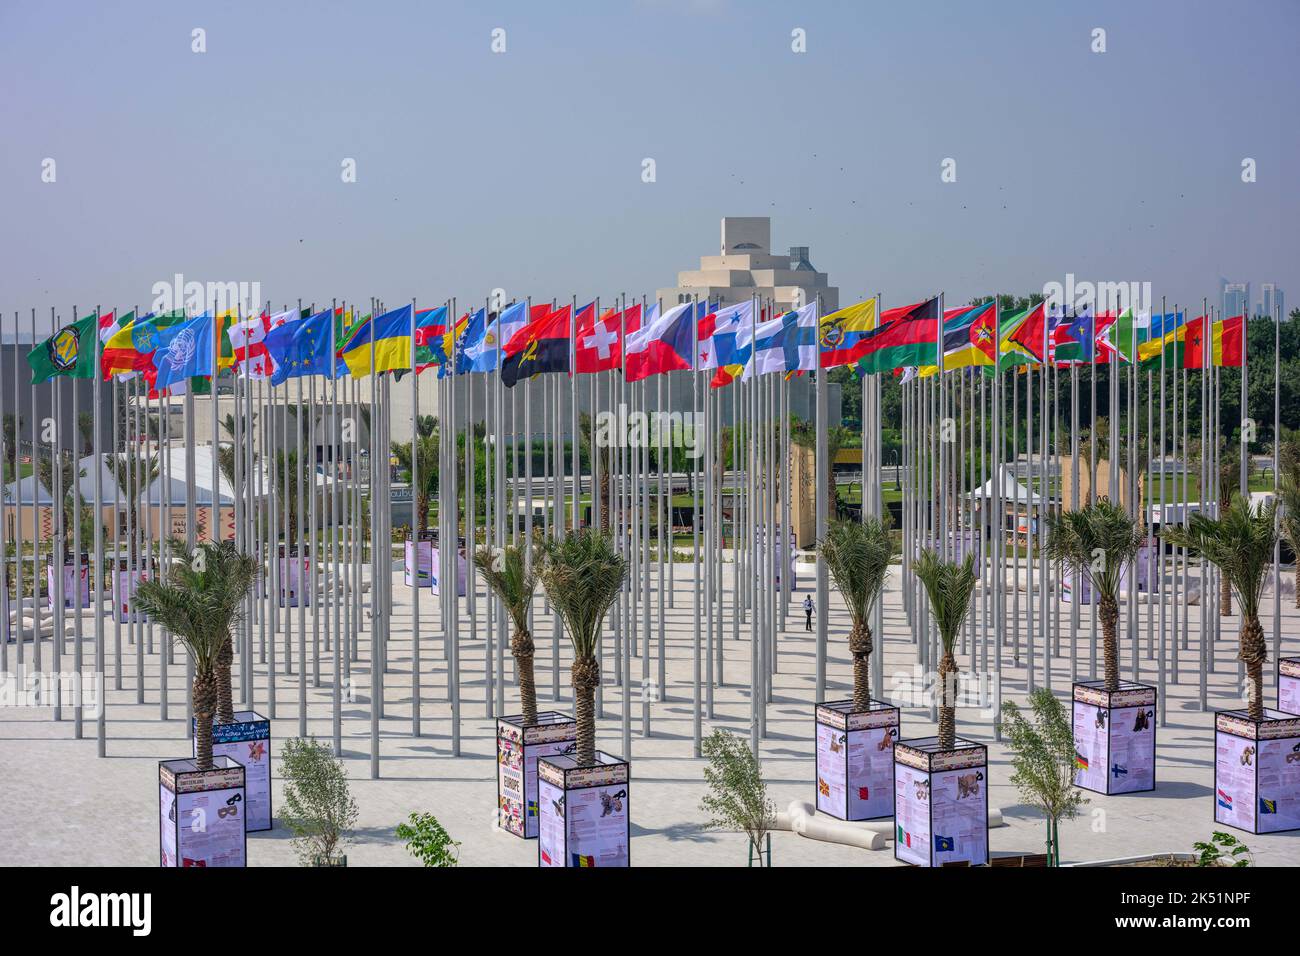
[1214,708,1300,834]
[1072,680,1157,795]
[159,756,247,868]
[893,736,989,867]
[496,711,577,839]
[815,698,899,821]
[537,752,629,867]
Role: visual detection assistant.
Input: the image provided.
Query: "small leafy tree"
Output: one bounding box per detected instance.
[1193,831,1253,868]
[1001,689,1088,866]
[280,737,359,866]
[395,812,461,867]
[699,728,776,866]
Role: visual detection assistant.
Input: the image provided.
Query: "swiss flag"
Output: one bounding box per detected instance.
[575,305,622,374]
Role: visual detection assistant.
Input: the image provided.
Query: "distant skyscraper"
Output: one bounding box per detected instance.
[1223,281,1250,319]
[1259,283,1285,320]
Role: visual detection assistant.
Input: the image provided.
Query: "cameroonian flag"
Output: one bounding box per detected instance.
[571,853,595,867]
[855,297,941,375]
[27,313,99,383]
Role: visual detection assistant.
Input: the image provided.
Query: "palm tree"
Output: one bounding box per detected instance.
[819,518,893,709]
[391,431,438,534]
[474,543,541,723]
[1044,501,1144,692]
[1164,495,1277,721]
[792,420,852,511]
[105,451,158,563]
[578,412,612,533]
[133,541,260,761]
[912,550,977,750]
[1216,455,1255,616]
[1278,475,1300,608]
[538,530,628,765]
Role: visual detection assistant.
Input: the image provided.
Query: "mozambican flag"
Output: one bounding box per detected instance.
[27,312,99,383]
[337,304,415,377]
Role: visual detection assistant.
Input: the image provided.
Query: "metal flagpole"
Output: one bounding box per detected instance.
[411,299,421,737]
[93,308,105,755]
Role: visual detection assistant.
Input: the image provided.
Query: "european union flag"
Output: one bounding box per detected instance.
[266,309,336,385]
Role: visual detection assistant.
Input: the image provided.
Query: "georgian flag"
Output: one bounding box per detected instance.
[228,309,293,379]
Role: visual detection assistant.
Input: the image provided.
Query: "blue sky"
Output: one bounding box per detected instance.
[1,0,1296,333]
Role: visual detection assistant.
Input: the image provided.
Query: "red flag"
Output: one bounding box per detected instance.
[575,305,621,374]
[1218,314,1244,367]
[1007,302,1048,361]
[1183,315,1208,369]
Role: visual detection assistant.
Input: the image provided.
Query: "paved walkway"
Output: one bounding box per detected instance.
[2,559,1298,866]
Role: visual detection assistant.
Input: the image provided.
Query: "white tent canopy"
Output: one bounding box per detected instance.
[2,473,55,505]
[964,465,1050,508]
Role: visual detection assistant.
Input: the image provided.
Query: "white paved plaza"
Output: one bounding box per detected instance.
[3,556,1298,867]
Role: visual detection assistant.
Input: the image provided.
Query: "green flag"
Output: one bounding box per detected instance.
[27,313,98,383]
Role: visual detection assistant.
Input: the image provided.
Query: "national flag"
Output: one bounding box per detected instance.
[1052,308,1096,364]
[575,304,622,374]
[1074,752,1090,771]
[266,309,337,385]
[1187,314,1245,369]
[855,296,941,375]
[540,849,552,865]
[1150,311,1185,339]
[96,310,118,342]
[572,853,596,867]
[228,309,294,379]
[752,302,818,377]
[1260,797,1277,815]
[1215,314,1244,367]
[935,301,997,372]
[1217,789,1233,810]
[337,304,415,378]
[625,302,695,383]
[1110,763,1127,778]
[1005,301,1049,362]
[857,787,869,800]
[818,298,878,369]
[934,834,955,852]
[501,304,571,388]
[27,313,99,383]
[460,302,522,374]
[984,307,1036,376]
[896,825,912,848]
[151,313,216,392]
[1138,321,1186,369]
[526,800,538,818]
[454,308,489,375]
[101,310,185,378]
[1098,308,1146,364]
[696,301,752,370]
[215,311,239,371]
[406,307,448,374]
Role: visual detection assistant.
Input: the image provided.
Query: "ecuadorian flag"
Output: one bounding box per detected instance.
[338,304,414,377]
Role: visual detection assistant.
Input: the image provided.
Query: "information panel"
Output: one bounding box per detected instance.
[207,713,272,832]
[1280,659,1300,716]
[404,541,433,588]
[931,765,988,866]
[537,777,565,867]
[1214,710,1300,835]
[1108,704,1157,793]
[46,559,90,610]
[497,713,577,839]
[431,547,467,596]
[1072,701,1108,793]
[277,554,311,607]
[893,762,931,867]
[114,567,150,623]
[159,758,246,868]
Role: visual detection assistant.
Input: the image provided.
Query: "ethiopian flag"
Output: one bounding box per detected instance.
[101,310,185,378]
[28,313,98,383]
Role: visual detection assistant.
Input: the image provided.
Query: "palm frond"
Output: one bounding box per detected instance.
[1163,494,1277,619]
[474,543,538,632]
[538,530,628,658]
[912,549,977,653]
[819,518,893,626]
[1043,500,1143,603]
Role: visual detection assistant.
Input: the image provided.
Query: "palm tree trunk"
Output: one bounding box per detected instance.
[849,620,873,710]
[571,654,600,766]
[1294,566,1299,609]
[1239,613,1267,722]
[599,471,610,533]
[1220,575,1232,617]
[192,670,217,769]
[511,625,538,725]
[1099,594,1120,692]
[937,649,958,750]
[418,493,429,535]
[216,633,235,723]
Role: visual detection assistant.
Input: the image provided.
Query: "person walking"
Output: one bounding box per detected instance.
[804,594,814,632]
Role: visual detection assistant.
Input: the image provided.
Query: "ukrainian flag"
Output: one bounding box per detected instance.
[338,304,414,377]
